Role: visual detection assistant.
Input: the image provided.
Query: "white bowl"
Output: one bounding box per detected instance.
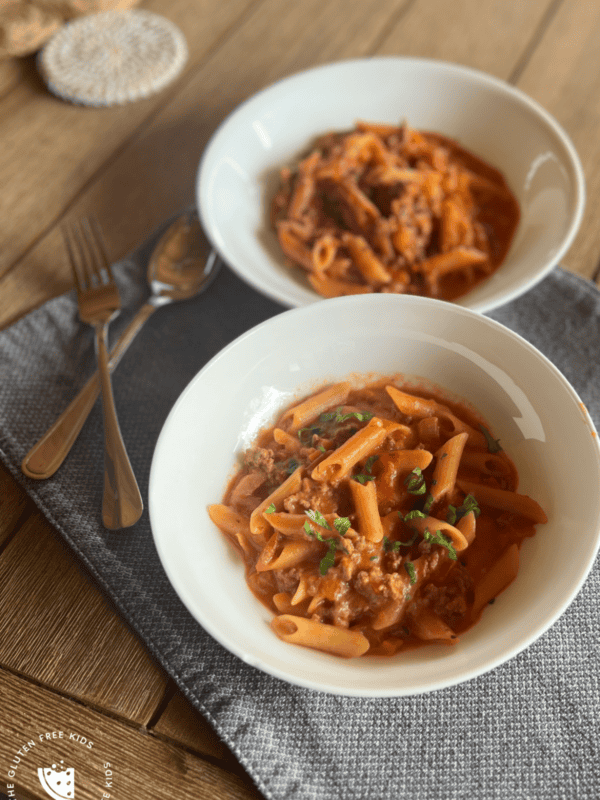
[149,294,600,696]
[197,57,585,313]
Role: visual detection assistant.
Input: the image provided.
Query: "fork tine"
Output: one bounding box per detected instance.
[62,222,86,292]
[82,217,113,283]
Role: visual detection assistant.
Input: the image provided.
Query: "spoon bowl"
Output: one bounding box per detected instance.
[21,211,220,480]
[148,212,220,303]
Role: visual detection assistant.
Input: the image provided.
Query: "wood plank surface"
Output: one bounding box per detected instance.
[0,516,168,725]
[377,0,556,77]
[514,0,600,280]
[0,0,256,280]
[0,669,263,800]
[152,689,231,761]
[1,2,600,799]
[0,467,30,549]
[0,0,414,327]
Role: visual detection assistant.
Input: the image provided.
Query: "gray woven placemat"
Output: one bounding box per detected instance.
[1,217,599,800]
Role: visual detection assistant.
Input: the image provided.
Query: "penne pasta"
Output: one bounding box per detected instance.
[456,480,548,524]
[430,432,469,502]
[410,609,457,643]
[270,122,520,301]
[386,385,486,447]
[282,382,351,432]
[210,376,547,659]
[208,503,250,536]
[250,466,304,538]
[312,416,403,483]
[406,515,469,552]
[341,233,392,285]
[473,543,520,613]
[349,479,384,543]
[271,615,370,657]
[256,539,319,572]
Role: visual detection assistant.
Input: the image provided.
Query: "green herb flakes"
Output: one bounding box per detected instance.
[333,517,351,536]
[479,424,502,453]
[365,454,379,473]
[319,541,337,575]
[305,508,331,529]
[404,561,417,585]
[404,467,427,495]
[423,529,458,561]
[353,473,376,484]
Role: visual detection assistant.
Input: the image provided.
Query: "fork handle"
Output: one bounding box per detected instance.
[94,322,144,529]
[21,301,157,480]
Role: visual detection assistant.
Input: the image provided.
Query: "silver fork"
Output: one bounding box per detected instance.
[65,218,143,529]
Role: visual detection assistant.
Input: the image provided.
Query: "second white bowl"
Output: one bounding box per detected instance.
[197,57,585,313]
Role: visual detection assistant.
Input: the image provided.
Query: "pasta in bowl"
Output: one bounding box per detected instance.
[197,57,585,313]
[209,379,547,659]
[149,295,600,696]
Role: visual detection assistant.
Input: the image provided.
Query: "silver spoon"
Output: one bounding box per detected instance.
[22,211,220,480]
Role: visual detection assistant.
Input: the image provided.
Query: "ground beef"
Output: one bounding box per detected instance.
[421,566,472,626]
[283,478,338,514]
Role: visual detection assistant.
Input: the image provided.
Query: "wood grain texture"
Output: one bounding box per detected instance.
[377,0,555,78]
[514,0,600,280]
[0,669,264,800]
[0,516,168,724]
[152,690,231,761]
[0,55,25,99]
[0,0,413,328]
[0,0,256,281]
[0,466,30,549]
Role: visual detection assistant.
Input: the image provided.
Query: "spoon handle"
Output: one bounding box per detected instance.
[21,301,158,480]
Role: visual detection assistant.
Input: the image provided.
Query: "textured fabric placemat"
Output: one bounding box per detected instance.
[1,218,599,800]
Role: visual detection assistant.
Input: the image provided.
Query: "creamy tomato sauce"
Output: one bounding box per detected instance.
[271,123,520,303]
[209,378,546,658]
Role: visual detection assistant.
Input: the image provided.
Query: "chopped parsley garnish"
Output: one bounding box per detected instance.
[297,425,322,444]
[402,509,426,521]
[404,467,427,495]
[423,529,458,561]
[304,510,351,574]
[422,493,434,515]
[364,454,379,473]
[383,532,418,552]
[286,458,299,474]
[333,517,351,536]
[319,540,337,575]
[353,473,376,484]
[479,424,502,453]
[304,520,322,538]
[446,493,480,525]
[398,531,419,547]
[305,509,331,529]
[265,503,276,514]
[404,561,417,585]
[320,408,374,424]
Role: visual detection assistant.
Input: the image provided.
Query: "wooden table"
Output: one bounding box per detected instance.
[1,1,599,797]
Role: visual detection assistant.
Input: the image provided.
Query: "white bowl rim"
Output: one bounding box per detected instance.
[149,293,600,697]
[196,55,586,315]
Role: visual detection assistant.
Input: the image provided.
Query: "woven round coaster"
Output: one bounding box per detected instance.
[38,10,188,106]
